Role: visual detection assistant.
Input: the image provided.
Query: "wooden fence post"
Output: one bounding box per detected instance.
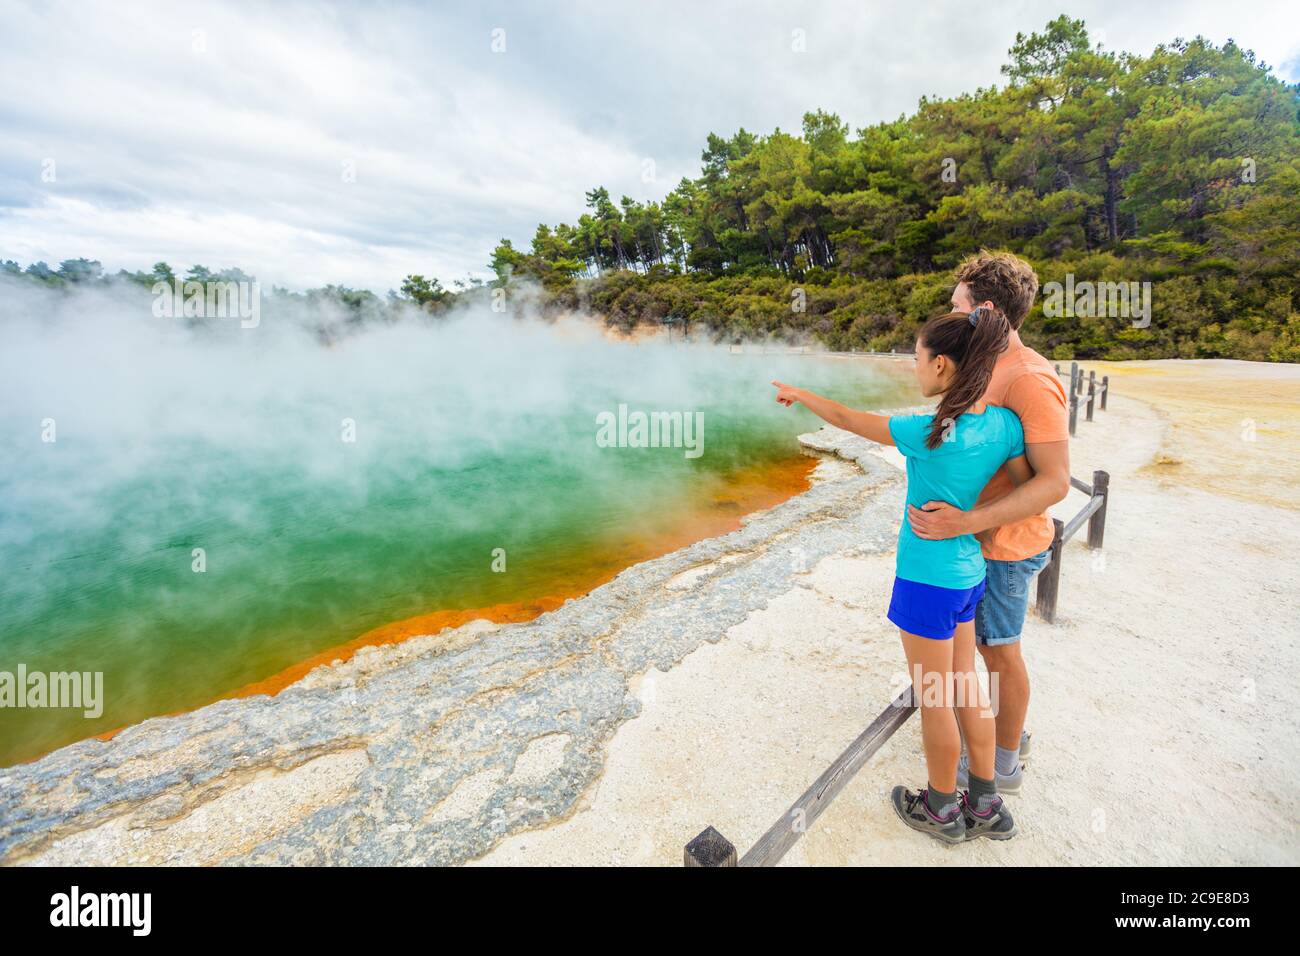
[1087,470,1110,550]
[684,825,737,867]
[1068,392,1078,436]
[1035,518,1065,624]
[1070,361,1078,396]
[1086,372,1096,422]
[1101,375,1109,410]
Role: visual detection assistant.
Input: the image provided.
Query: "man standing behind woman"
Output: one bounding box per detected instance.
[775,304,1030,842]
[773,249,1069,844]
[909,251,1071,797]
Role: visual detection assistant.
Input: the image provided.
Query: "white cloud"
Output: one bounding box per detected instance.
[1,0,1297,292]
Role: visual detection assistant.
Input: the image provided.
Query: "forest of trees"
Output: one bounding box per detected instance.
[488,17,1300,361]
[0,257,474,344]
[6,19,1297,361]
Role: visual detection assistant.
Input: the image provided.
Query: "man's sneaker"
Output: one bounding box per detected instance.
[955,752,1024,794]
[890,786,967,845]
[961,791,1017,841]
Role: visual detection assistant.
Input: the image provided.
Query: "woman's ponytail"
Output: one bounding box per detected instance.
[920,307,1012,449]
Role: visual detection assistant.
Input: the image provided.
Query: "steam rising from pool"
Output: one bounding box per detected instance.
[0,276,913,765]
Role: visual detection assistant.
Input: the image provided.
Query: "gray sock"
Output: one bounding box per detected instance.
[967,772,999,812]
[995,745,1020,777]
[925,785,959,820]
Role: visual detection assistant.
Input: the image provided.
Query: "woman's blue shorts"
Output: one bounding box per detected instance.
[887,576,987,640]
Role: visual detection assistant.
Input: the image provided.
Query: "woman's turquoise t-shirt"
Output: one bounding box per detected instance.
[887,406,1025,590]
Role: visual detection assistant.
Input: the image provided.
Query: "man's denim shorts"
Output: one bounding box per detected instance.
[975,548,1052,646]
[888,576,987,641]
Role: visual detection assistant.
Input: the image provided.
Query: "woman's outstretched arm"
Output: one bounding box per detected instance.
[771,380,894,446]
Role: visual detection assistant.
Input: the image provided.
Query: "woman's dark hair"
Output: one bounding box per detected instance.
[918,308,1012,449]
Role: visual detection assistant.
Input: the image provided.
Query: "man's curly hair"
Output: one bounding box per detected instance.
[953,250,1039,330]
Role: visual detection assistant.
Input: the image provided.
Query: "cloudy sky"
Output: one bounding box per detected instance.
[3,0,1298,293]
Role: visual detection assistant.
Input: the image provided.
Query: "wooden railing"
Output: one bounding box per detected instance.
[685,688,916,867]
[683,361,1113,867]
[1033,470,1109,624]
[1056,361,1109,436]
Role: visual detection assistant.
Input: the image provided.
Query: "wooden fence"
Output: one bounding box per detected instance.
[1034,470,1109,624]
[1056,361,1109,436]
[683,361,1113,866]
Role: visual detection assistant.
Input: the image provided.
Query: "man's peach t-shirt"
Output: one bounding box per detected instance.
[977,340,1069,561]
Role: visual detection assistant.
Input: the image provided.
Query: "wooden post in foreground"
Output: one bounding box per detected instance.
[1070,361,1078,396]
[684,825,737,867]
[1101,375,1109,410]
[1036,518,1065,624]
[1068,392,1078,436]
[1087,470,1110,550]
[1086,371,1096,422]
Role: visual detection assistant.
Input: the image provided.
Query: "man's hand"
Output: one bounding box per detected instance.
[907,501,973,540]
